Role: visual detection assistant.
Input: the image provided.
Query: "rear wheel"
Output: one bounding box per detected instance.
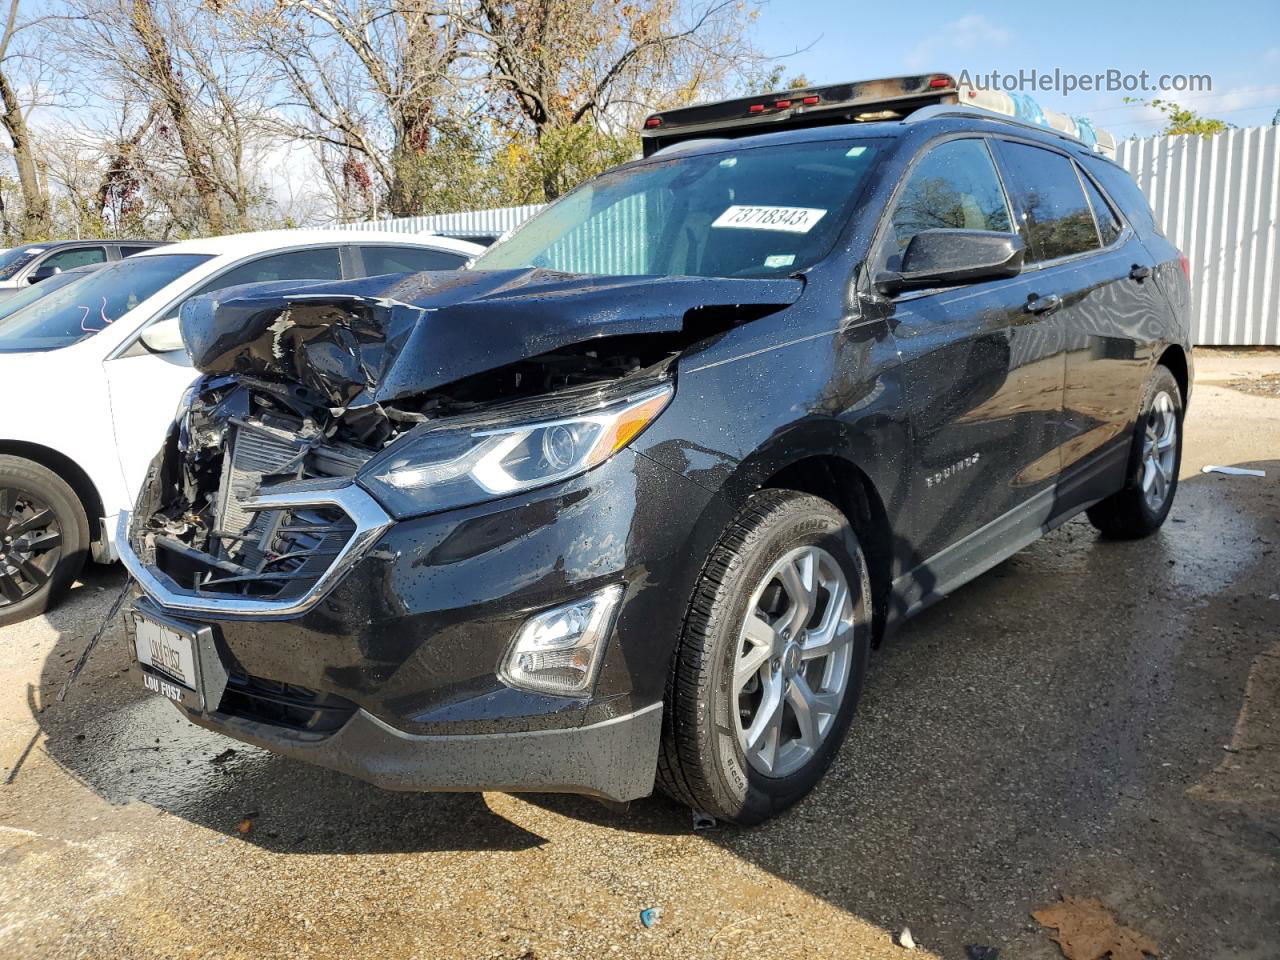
[0,456,89,626]
[657,490,872,825]
[1087,365,1183,539]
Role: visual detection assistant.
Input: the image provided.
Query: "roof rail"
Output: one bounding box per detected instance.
[906,99,1117,159]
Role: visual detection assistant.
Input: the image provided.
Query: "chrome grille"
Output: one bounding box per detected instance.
[124,420,390,613]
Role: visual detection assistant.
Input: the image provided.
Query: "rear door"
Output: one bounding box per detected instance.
[881,136,1065,562]
[104,246,346,504]
[991,139,1157,494]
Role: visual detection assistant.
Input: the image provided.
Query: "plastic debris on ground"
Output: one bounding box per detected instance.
[639,907,662,928]
[897,926,915,950]
[1201,465,1266,477]
[691,811,717,832]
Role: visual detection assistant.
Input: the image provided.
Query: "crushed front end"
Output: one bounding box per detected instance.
[114,270,756,800]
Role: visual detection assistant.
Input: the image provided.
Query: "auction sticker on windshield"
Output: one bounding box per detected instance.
[712,206,826,234]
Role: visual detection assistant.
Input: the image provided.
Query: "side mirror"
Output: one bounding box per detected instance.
[28,265,62,284]
[140,315,185,353]
[876,229,1024,295]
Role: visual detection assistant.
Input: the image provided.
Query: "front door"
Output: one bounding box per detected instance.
[878,136,1066,570]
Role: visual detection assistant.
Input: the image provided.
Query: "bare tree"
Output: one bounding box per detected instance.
[0,0,51,238]
[466,0,764,199]
[233,0,473,219]
[60,0,279,234]
[13,0,770,235]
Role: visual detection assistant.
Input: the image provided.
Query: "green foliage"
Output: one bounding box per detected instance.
[747,65,811,95]
[495,125,639,205]
[1126,97,1231,138]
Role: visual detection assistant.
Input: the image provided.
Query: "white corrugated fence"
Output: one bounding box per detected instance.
[1118,126,1279,346]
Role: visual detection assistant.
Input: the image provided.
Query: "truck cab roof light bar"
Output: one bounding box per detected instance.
[640,72,1117,160]
[640,73,958,156]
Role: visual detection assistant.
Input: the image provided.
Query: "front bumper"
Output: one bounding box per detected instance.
[120,448,718,800]
[187,699,663,801]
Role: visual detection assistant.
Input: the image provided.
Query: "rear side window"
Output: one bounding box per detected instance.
[43,246,108,271]
[360,245,467,275]
[119,245,157,258]
[1079,170,1123,246]
[202,247,343,292]
[1082,155,1163,237]
[887,138,1012,257]
[995,141,1100,261]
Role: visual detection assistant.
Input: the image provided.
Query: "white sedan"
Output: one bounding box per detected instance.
[0,229,483,624]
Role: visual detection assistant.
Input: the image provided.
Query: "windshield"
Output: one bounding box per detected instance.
[0,253,212,353]
[0,246,48,281]
[0,267,100,323]
[473,139,881,279]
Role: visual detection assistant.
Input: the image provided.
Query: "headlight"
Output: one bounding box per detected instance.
[360,382,673,517]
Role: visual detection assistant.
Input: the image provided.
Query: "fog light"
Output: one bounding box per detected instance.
[499,585,624,696]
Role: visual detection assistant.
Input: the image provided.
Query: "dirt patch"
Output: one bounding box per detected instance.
[1225,372,1280,398]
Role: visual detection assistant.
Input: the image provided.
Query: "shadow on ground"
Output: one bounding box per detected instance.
[29,462,1280,956]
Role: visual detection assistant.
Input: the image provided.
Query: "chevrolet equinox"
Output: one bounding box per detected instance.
[118,75,1192,825]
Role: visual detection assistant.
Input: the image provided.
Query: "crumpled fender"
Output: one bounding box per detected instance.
[179,268,803,410]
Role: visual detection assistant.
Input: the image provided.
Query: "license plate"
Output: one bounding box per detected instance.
[133,614,200,703]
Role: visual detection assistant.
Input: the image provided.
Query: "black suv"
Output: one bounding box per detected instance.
[118,75,1191,825]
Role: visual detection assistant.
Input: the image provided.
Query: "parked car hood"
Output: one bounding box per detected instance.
[179,268,804,410]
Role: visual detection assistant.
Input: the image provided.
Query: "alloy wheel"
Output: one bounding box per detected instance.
[733,545,855,778]
[1140,391,1178,512]
[0,487,63,607]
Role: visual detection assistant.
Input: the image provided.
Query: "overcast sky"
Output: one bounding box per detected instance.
[748,0,1280,138]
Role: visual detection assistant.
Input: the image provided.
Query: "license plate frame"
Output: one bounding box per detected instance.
[130,607,229,712]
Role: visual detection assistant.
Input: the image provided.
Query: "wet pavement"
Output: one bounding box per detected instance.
[2,352,1278,959]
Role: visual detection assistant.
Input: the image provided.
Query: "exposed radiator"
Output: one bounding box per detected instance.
[215,421,308,550]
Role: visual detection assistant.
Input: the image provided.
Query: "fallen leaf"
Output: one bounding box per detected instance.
[1032,896,1158,960]
[237,819,253,836]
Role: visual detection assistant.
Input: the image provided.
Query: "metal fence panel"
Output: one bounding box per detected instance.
[1118,126,1280,345]
[335,205,544,240]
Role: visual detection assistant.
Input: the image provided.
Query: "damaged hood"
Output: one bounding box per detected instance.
[179,268,803,410]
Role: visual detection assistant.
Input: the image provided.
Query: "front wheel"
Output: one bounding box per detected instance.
[657,490,872,826]
[1087,364,1184,539]
[0,456,90,626]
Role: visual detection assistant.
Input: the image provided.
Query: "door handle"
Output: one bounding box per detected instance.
[1024,293,1063,315]
[1129,264,1152,281]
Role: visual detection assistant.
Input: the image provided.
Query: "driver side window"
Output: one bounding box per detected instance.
[885,139,1012,268]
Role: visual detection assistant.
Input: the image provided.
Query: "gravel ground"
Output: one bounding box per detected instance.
[1,349,1277,960]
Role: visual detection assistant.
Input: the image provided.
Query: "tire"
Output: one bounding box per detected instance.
[657,489,872,826]
[0,455,90,626]
[1086,364,1184,539]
